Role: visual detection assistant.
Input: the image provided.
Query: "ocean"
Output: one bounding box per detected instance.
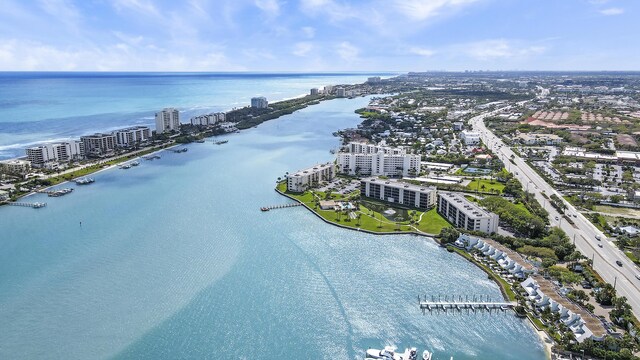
[0,73,546,359]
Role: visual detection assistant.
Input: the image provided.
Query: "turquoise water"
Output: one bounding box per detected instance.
[0,78,546,359]
[0,72,385,159]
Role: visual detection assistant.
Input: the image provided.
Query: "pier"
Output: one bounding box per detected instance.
[419,295,515,313]
[6,202,47,208]
[260,203,303,211]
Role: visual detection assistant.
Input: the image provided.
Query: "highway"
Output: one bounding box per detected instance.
[470,111,640,318]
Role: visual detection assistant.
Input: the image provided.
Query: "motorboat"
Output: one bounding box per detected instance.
[398,347,417,360]
[366,346,397,359]
[130,161,140,166]
[422,350,433,360]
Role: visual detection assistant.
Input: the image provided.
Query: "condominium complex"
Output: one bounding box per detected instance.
[251,97,268,109]
[437,192,499,234]
[26,141,84,167]
[516,133,562,145]
[114,126,151,147]
[310,88,319,95]
[81,133,116,158]
[155,108,181,133]
[190,112,226,126]
[360,177,436,209]
[336,142,421,177]
[286,163,335,192]
[336,87,346,97]
[460,130,481,145]
[0,159,31,175]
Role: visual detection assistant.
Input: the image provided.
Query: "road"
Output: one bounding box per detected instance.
[470,110,640,318]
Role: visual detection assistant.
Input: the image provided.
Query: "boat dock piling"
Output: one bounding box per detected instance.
[419,294,515,314]
[260,203,303,211]
[6,202,47,209]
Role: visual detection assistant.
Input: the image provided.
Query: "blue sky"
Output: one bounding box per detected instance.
[0,0,638,71]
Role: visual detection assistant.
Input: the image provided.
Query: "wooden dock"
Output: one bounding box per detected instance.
[260,203,303,211]
[6,202,47,209]
[419,295,515,313]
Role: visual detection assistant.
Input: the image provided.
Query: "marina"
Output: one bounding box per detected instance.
[74,177,95,185]
[0,88,546,360]
[419,295,515,313]
[45,188,74,197]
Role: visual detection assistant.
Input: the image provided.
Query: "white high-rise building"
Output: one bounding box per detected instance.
[336,87,346,97]
[81,134,116,158]
[251,97,268,109]
[26,141,85,167]
[114,126,151,147]
[286,163,335,192]
[155,108,181,133]
[437,192,499,234]
[360,177,436,209]
[336,142,421,177]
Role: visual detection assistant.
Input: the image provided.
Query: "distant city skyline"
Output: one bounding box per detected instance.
[0,0,638,71]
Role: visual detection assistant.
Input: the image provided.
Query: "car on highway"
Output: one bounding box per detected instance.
[555,216,559,221]
[573,214,577,218]
[636,273,640,281]
[596,235,602,241]
[616,260,623,267]
[598,243,603,248]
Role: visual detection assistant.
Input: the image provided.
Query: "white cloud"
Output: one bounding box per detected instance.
[255,0,280,16]
[300,0,354,22]
[393,0,480,21]
[111,0,160,17]
[599,7,624,15]
[38,0,81,26]
[301,26,316,39]
[113,31,144,46]
[292,42,313,57]
[0,38,244,71]
[336,41,359,62]
[458,39,546,60]
[410,47,435,57]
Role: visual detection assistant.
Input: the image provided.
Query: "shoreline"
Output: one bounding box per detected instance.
[4,144,178,203]
[275,186,554,359]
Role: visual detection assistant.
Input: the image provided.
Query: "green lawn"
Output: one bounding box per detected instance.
[276,182,449,234]
[466,179,504,194]
[415,208,450,234]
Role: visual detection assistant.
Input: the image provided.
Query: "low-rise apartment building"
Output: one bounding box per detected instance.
[360,177,436,209]
[516,133,562,145]
[437,192,499,234]
[0,159,31,175]
[460,130,481,145]
[286,163,335,192]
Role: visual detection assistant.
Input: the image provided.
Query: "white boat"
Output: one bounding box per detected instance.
[398,347,417,360]
[422,350,433,360]
[366,346,397,359]
[130,161,140,166]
